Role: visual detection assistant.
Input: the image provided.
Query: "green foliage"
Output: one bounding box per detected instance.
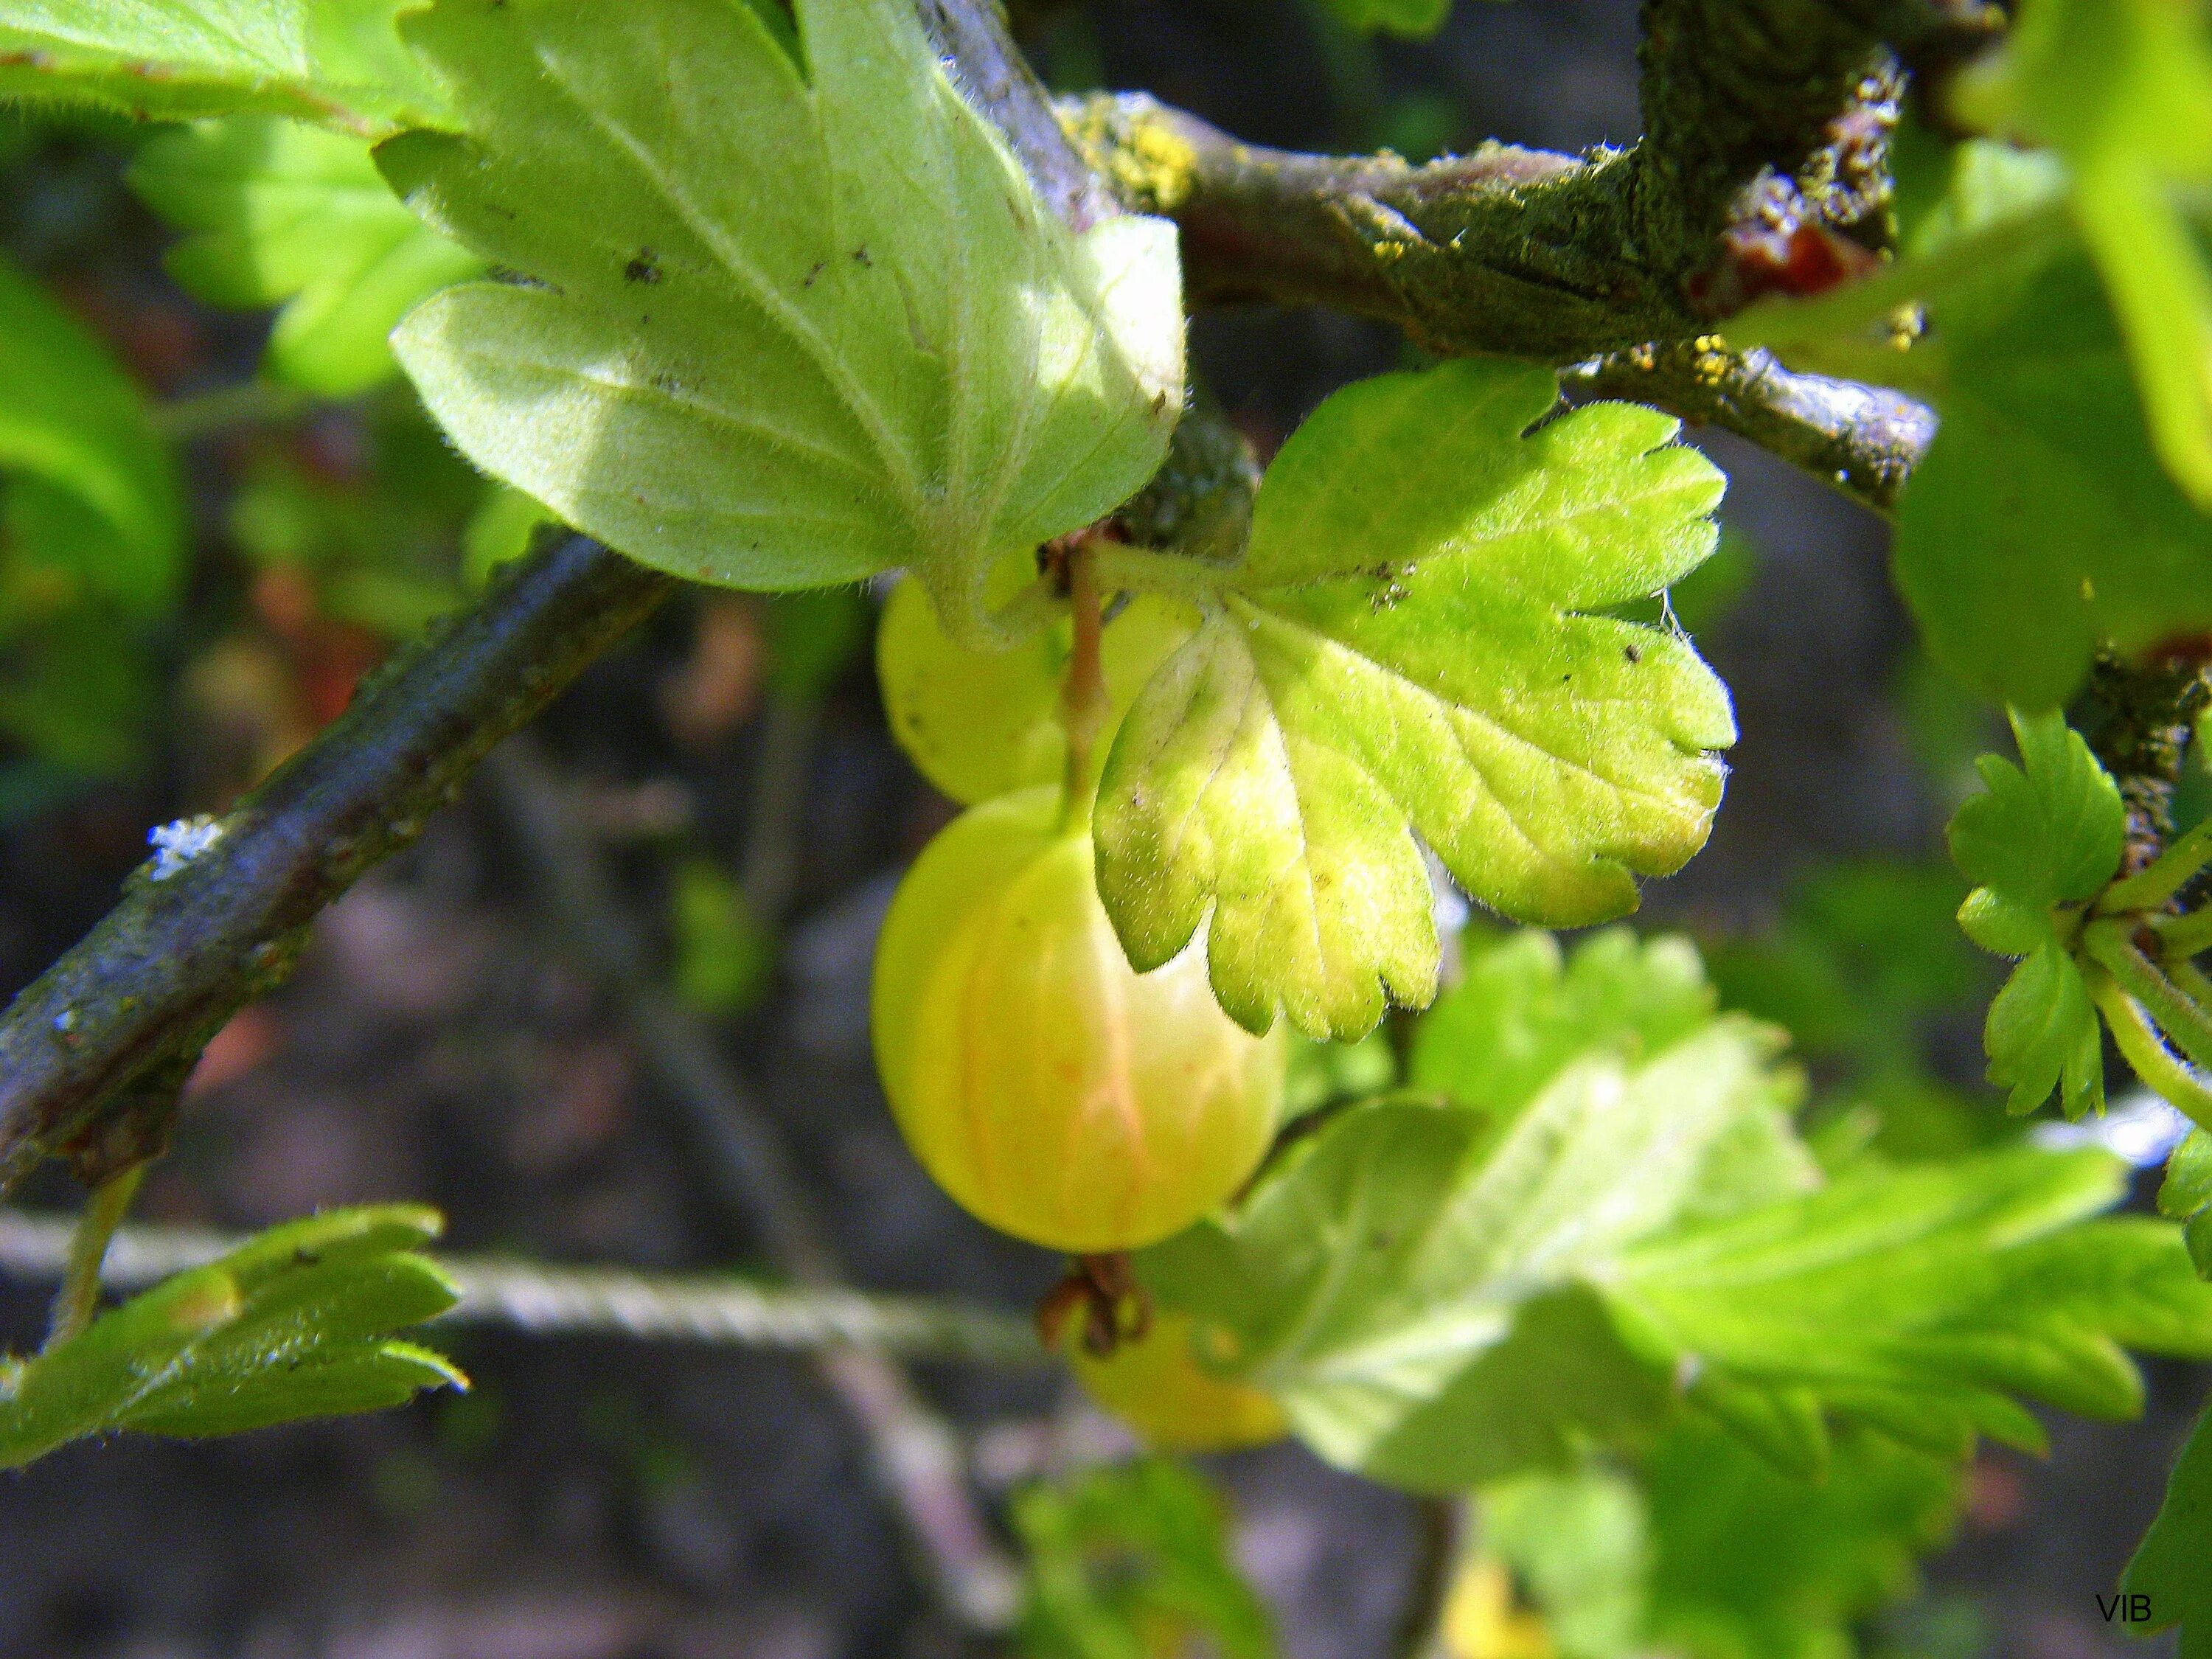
[1472,1427,1961,1659]
[762,587,867,703]
[0,0,445,133]
[1891,242,2212,709]
[1142,1010,1805,1490]
[2123,1396,2212,1659]
[0,250,182,779]
[1281,1026,1397,1122]
[223,396,487,636]
[1708,860,1997,1161]
[0,253,183,616]
[2159,1128,2212,1278]
[1742,128,2212,708]
[1475,1465,1651,1659]
[1410,926,1714,1118]
[129,116,483,395]
[0,1206,464,1470]
[1012,1458,1277,1659]
[1947,709,2124,1117]
[876,574,1194,807]
[383,0,1184,637]
[1144,919,2212,1493]
[1316,0,1455,41]
[1643,1421,1961,1659]
[671,856,773,1016]
[1095,361,1734,1040]
[1607,1145,2212,1472]
[462,484,560,588]
[1952,0,2212,513]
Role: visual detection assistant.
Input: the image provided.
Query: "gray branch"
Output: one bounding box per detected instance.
[0,1210,1044,1365]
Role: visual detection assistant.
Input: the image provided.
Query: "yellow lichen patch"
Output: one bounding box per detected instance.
[1062,94,1200,215]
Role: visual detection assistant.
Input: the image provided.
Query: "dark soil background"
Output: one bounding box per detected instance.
[0,3,2200,1656]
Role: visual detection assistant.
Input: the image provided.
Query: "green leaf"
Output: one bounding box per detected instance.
[1980,937,2106,1120]
[1409,925,1714,1118]
[1142,1016,1807,1491]
[1948,709,2124,1116]
[1605,1146,2212,1471]
[0,602,159,777]
[129,116,484,395]
[1892,245,2212,708]
[383,0,1183,629]
[1737,134,2212,709]
[2159,1128,2212,1278]
[1012,1458,1277,1659]
[1952,0,2212,512]
[0,0,445,134]
[0,1205,464,1469]
[2123,1395,2212,1658]
[0,253,184,616]
[1644,1418,1963,1659]
[1095,360,1735,1039]
[1950,709,2125,922]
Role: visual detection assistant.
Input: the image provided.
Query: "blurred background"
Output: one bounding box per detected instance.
[0,1,2202,1655]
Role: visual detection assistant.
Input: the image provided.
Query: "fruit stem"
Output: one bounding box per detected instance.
[1057,535,1109,833]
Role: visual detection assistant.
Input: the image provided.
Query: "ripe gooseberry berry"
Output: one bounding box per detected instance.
[1067,1310,1287,1452]
[871,785,1285,1253]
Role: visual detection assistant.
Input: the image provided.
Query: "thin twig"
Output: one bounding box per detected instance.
[487,738,1023,1632]
[0,1210,1046,1364]
[44,1166,144,1351]
[152,379,315,439]
[738,692,823,936]
[0,536,674,1201]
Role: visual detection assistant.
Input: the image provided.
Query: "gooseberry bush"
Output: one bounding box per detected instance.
[8,0,2212,1652]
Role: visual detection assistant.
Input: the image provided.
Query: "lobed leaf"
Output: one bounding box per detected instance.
[129,116,484,395]
[1141,1016,1801,1490]
[0,1205,464,1470]
[383,0,1183,630]
[1409,926,1714,1120]
[1096,360,1734,1040]
[1607,1147,2212,1472]
[1947,709,2124,1116]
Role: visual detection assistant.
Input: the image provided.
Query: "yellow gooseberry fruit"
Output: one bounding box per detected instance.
[1067,1310,1288,1452]
[870,787,1285,1253]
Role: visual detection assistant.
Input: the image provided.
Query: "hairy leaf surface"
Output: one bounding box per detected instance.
[131,116,482,394]
[1096,361,1734,1039]
[0,0,442,133]
[384,0,1183,628]
[0,1206,463,1469]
